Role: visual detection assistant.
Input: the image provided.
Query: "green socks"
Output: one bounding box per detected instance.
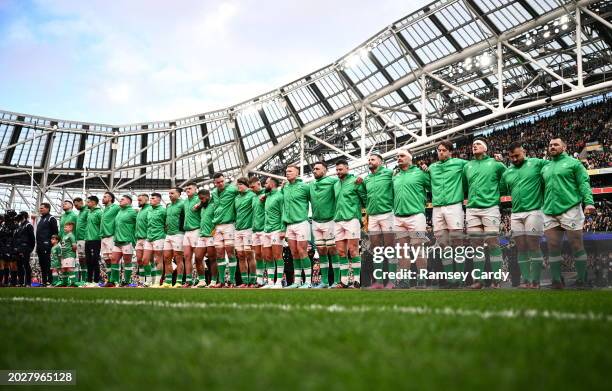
[339,256,349,284]
[302,257,312,284]
[228,256,237,284]
[319,255,329,284]
[548,251,562,282]
[110,264,120,284]
[574,249,588,283]
[124,262,133,283]
[256,259,264,284]
[489,246,503,275]
[331,253,340,284]
[217,258,227,283]
[144,264,152,280]
[473,253,485,276]
[138,265,146,282]
[275,259,284,282]
[293,258,302,284]
[266,261,275,284]
[529,251,543,284]
[442,256,453,282]
[517,251,530,283]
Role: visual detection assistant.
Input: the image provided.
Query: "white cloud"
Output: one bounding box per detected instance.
[0,0,430,123]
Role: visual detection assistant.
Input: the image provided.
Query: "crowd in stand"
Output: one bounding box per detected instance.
[584,150,612,170]
[415,98,612,168]
[584,200,612,232]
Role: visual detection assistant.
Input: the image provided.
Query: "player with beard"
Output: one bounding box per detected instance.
[107,195,137,287]
[181,182,202,288]
[262,177,285,289]
[73,197,88,282]
[234,177,256,287]
[333,160,366,288]
[147,193,167,287]
[282,165,312,288]
[211,173,240,287]
[164,187,185,288]
[309,162,339,288]
[541,137,595,288]
[249,176,266,287]
[100,192,120,284]
[424,141,468,287]
[463,138,506,289]
[392,148,430,288]
[500,142,548,288]
[363,153,394,288]
[194,189,216,288]
[134,194,155,287]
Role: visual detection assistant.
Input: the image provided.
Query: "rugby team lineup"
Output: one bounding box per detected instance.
[0,134,600,290]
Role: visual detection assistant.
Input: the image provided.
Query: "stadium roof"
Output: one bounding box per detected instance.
[0,0,611,196]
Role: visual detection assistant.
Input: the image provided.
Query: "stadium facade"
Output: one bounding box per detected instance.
[0,0,611,215]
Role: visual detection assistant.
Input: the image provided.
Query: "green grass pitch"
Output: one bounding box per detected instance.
[1,288,611,390]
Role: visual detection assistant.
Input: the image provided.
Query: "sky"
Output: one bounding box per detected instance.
[0,0,430,124]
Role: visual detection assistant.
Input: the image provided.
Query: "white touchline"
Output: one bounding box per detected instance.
[2,296,611,323]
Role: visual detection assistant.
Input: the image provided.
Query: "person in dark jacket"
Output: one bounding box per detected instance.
[0,214,8,286]
[35,203,59,285]
[2,210,19,286]
[14,211,35,286]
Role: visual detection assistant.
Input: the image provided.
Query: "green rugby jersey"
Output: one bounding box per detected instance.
[463,155,506,208]
[212,184,239,225]
[251,189,266,233]
[135,204,151,240]
[75,206,88,241]
[114,205,137,244]
[51,244,62,269]
[61,232,77,259]
[59,210,77,239]
[500,158,549,213]
[363,166,394,215]
[541,152,593,215]
[85,206,102,241]
[282,179,310,225]
[429,157,467,207]
[165,199,185,235]
[183,195,201,231]
[393,165,430,216]
[334,174,366,222]
[100,203,120,238]
[264,188,284,233]
[147,204,166,241]
[309,176,338,223]
[199,199,215,238]
[235,190,255,230]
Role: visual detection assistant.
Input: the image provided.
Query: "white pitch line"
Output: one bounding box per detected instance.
[2,296,611,323]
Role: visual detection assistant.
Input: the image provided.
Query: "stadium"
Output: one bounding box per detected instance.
[0,0,611,389]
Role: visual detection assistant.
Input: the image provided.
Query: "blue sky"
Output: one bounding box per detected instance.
[0,0,428,124]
